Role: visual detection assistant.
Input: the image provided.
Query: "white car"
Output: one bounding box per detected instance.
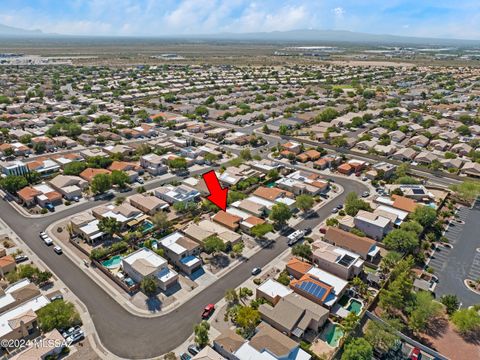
[53,246,62,254]
[43,237,53,246]
[39,232,48,239]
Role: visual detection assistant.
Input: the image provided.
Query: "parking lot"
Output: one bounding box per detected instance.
[428,202,480,306]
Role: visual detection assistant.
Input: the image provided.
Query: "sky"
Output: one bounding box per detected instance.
[1,0,480,39]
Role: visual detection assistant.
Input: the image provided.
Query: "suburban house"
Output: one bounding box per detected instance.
[183,220,242,246]
[256,279,293,305]
[48,175,88,200]
[121,248,178,291]
[158,232,202,275]
[128,193,169,215]
[154,185,200,204]
[140,154,168,175]
[311,240,364,280]
[354,210,393,240]
[211,211,242,231]
[70,213,107,244]
[322,227,380,262]
[375,194,419,214]
[214,322,312,360]
[0,255,16,277]
[275,170,328,195]
[92,203,145,230]
[79,168,111,183]
[17,184,62,208]
[259,292,329,339]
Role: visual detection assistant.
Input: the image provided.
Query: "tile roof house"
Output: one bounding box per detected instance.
[212,211,242,231]
[323,227,380,262]
[215,322,311,360]
[79,168,111,182]
[392,147,417,161]
[128,193,169,215]
[0,256,16,277]
[461,161,480,177]
[259,292,328,339]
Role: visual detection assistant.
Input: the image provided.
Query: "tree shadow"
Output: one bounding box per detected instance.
[210,254,231,269]
[423,316,448,339]
[145,296,162,313]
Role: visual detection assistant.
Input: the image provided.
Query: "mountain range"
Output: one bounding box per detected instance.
[1,23,479,47]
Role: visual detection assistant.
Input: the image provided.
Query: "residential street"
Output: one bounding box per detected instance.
[0,170,367,358]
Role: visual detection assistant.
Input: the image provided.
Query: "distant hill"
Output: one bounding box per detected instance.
[194,29,480,46]
[0,23,42,36]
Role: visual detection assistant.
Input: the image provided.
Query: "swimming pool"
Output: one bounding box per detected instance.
[141,221,154,233]
[346,299,363,315]
[102,255,122,269]
[322,322,344,347]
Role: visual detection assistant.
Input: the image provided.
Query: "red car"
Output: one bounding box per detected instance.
[202,304,215,319]
[410,347,421,360]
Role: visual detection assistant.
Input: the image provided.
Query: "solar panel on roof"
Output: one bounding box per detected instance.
[412,188,425,195]
[296,281,327,301]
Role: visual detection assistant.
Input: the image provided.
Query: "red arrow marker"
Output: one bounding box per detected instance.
[202,170,228,211]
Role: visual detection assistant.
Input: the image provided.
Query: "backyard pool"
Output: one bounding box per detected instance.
[141,221,154,233]
[322,322,344,347]
[346,299,363,315]
[102,255,122,269]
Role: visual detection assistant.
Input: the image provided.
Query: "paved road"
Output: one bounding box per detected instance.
[0,169,367,358]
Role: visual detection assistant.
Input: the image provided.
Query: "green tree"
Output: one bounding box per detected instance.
[37,300,81,332]
[451,308,480,334]
[341,312,360,333]
[408,291,443,332]
[168,157,187,170]
[277,271,290,286]
[204,153,219,163]
[269,203,292,228]
[151,212,170,233]
[87,156,112,169]
[292,243,312,261]
[345,192,372,216]
[449,180,480,202]
[239,148,252,161]
[195,106,209,117]
[279,124,289,135]
[225,288,239,305]
[98,217,121,237]
[341,338,373,360]
[33,142,47,153]
[326,217,339,227]
[110,170,130,188]
[267,169,279,180]
[235,306,260,338]
[194,321,210,347]
[63,162,87,176]
[250,223,274,238]
[203,235,226,255]
[0,175,28,193]
[140,276,158,296]
[173,201,198,213]
[91,173,112,194]
[400,221,423,235]
[364,318,402,353]
[295,194,314,212]
[440,294,460,315]
[379,251,402,273]
[410,206,437,229]
[384,229,419,253]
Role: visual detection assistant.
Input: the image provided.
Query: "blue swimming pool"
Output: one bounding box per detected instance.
[102,255,122,269]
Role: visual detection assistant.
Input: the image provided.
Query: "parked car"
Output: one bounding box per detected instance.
[201,304,215,319]
[409,347,421,360]
[362,191,370,198]
[50,294,64,302]
[332,207,338,213]
[39,232,48,239]
[180,353,192,360]
[14,255,28,263]
[304,227,312,235]
[66,330,84,344]
[62,326,81,338]
[319,227,327,234]
[251,267,261,276]
[187,345,200,356]
[72,196,80,202]
[336,204,343,209]
[44,203,55,212]
[53,246,63,254]
[136,178,144,184]
[43,237,53,246]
